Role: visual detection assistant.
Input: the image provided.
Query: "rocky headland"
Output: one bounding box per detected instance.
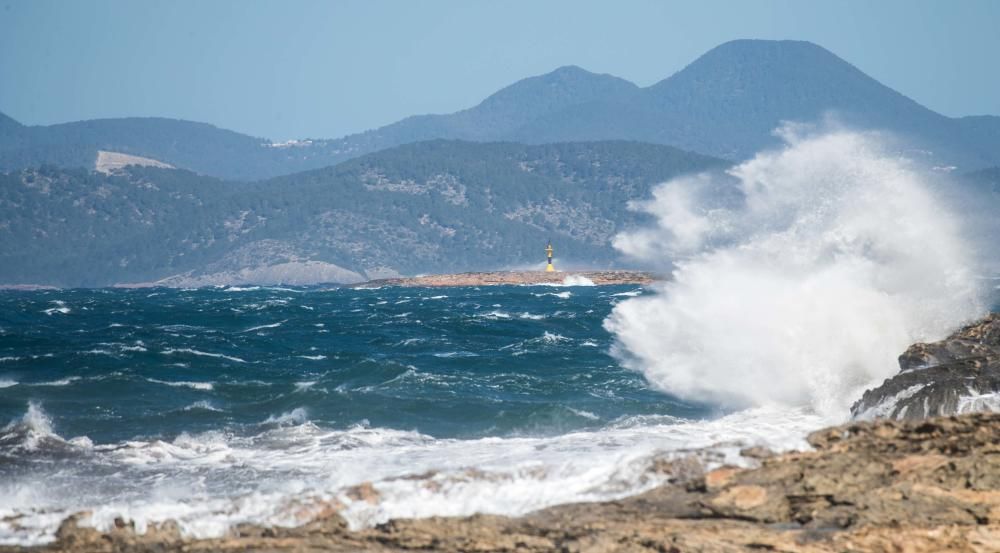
[5,315,1000,553]
[352,270,656,288]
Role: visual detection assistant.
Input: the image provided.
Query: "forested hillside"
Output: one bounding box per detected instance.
[0,141,727,287]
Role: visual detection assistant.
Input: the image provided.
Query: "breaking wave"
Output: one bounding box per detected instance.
[607,129,985,416]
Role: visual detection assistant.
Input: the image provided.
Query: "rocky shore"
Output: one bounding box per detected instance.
[9,413,998,553]
[852,314,1000,420]
[7,315,1000,553]
[352,270,656,288]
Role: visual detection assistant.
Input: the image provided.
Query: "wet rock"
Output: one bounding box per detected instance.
[13,413,998,552]
[739,445,776,460]
[852,314,1000,420]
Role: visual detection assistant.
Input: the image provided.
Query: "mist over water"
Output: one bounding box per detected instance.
[607,129,986,415]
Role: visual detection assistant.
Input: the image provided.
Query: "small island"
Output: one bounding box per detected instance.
[351,270,657,288]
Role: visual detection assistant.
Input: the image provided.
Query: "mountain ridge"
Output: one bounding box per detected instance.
[0,139,727,287]
[2,39,998,178]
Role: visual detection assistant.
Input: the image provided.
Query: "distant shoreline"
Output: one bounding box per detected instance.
[0,270,658,290]
[351,270,657,288]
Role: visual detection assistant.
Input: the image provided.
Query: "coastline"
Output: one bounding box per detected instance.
[351,270,657,288]
[20,413,1000,553]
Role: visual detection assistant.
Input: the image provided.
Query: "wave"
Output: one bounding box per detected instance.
[160,348,246,364]
[147,378,215,391]
[264,407,310,426]
[0,379,17,388]
[611,290,642,297]
[477,310,512,320]
[606,128,985,416]
[432,351,479,358]
[0,404,828,545]
[539,331,570,344]
[533,291,571,299]
[242,320,286,333]
[0,402,92,453]
[182,400,223,412]
[31,377,82,387]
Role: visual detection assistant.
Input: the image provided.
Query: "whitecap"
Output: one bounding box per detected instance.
[0,378,17,388]
[147,378,214,391]
[81,349,116,356]
[432,351,479,358]
[533,291,571,299]
[298,355,327,361]
[242,320,285,333]
[477,310,511,320]
[611,290,642,297]
[540,331,570,344]
[183,400,222,412]
[566,407,601,421]
[264,407,309,425]
[32,377,82,387]
[160,348,246,364]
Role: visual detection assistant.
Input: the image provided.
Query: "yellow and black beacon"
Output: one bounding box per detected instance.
[545,241,555,272]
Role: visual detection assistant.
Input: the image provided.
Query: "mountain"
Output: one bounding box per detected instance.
[0,116,350,181]
[3,40,997,179]
[332,40,1000,170]
[341,66,639,147]
[0,67,640,181]
[0,140,726,287]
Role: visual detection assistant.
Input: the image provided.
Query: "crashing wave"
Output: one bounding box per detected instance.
[606,128,984,416]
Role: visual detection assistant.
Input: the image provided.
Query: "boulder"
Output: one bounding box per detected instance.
[852,314,1000,420]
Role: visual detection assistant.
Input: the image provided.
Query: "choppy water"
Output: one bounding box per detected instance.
[0,284,829,544]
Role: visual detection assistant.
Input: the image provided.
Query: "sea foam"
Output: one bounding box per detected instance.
[606,129,985,416]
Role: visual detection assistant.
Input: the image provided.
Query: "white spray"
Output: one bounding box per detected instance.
[606,129,985,416]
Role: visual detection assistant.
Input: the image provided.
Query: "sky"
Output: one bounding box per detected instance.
[1,0,998,140]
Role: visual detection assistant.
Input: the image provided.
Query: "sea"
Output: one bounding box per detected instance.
[0,283,828,545]
[3,129,995,545]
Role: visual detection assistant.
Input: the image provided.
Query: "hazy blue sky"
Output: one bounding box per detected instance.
[1,0,998,140]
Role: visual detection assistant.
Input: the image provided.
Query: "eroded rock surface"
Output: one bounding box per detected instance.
[852,314,1000,420]
[8,413,999,553]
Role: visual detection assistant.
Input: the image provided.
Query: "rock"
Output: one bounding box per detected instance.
[852,314,1000,420]
[345,481,380,504]
[13,413,999,553]
[739,445,776,460]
